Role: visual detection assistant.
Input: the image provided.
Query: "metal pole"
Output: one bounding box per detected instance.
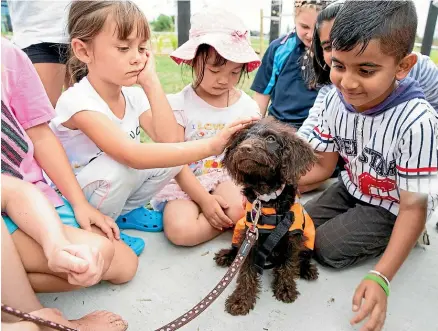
[177,0,191,47]
[269,0,282,43]
[260,9,264,56]
[421,0,438,56]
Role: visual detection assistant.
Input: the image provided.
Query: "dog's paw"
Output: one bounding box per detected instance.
[225,293,255,316]
[300,263,319,281]
[273,283,300,303]
[214,248,236,267]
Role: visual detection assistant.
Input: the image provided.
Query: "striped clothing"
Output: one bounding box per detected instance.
[309,88,438,217]
[1,100,29,179]
[299,52,438,140]
[1,37,63,207]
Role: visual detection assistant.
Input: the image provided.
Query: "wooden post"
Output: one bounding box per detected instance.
[269,0,282,44]
[177,0,191,47]
[260,9,264,56]
[421,0,438,56]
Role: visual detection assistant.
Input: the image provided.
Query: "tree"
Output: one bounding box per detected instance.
[151,14,175,32]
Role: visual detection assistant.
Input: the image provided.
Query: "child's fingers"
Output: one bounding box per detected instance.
[352,282,366,312]
[361,304,384,331]
[61,246,92,273]
[106,217,120,240]
[207,216,223,231]
[214,195,229,209]
[95,218,115,241]
[351,299,374,326]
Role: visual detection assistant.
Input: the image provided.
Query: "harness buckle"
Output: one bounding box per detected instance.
[249,199,262,240]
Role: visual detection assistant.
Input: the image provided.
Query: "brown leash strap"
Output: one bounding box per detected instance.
[1,304,78,331]
[155,228,258,331]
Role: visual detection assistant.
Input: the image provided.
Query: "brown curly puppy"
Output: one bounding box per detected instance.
[214,117,319,316]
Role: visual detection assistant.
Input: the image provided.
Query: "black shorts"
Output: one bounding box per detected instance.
[22,42,69,65]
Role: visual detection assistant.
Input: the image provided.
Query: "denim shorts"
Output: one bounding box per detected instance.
[3,198,80,234]
[22,42,69,64]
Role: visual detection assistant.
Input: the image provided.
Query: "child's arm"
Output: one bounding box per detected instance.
[26,123,119,241]
[1,175,105,287]
[137,51,181,143]
[299,151,339,186]
[175,166,233,230]
[63,111,256,169]
[253,92,270,117]
[350,190,427,331]
[351,111,438,331]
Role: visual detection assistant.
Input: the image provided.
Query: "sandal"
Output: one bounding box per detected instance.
[116,207,163,232]
[120,232,145,256]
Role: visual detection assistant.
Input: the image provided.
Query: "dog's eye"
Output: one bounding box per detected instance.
[266,135,276,143]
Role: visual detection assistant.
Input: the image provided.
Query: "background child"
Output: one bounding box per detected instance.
[1,37,138,291]
[299,1,438,330]
[150,7,261,246]
[50,1,256,251]
[7,0,72,107]
[298,0,438,141]
[251,0,330,129]
[1,175,128,331]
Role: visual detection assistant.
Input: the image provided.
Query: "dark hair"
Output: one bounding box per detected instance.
[304,2,343,88]
[67,1,151,83]
[330,0,417,62]
[187,44,248,89]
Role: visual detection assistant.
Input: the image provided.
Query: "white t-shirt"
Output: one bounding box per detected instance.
[169,85,261,176]
[8,0,70,49]
[309,87,438,217]
[50,77,150,174]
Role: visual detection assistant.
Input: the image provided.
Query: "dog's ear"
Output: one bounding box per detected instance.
[281,133,318,184]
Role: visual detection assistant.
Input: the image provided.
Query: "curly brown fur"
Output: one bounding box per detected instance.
[214,247,238,267]
[300,248,319,281]
[225,247,261,316]
[272,235,302,303]
[215,117,319,315]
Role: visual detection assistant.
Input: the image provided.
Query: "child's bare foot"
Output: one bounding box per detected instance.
[71,311,128,331]
[30,308,128,331]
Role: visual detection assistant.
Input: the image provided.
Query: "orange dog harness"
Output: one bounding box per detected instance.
[232,200,315,250]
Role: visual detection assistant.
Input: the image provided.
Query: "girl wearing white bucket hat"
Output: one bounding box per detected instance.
[151,7,262,247]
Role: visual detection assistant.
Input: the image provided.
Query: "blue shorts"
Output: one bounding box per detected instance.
[3,198,80,234]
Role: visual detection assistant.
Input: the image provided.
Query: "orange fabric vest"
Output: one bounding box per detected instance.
[232,200,315,250]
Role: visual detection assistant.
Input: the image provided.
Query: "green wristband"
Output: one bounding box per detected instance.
[364,274,390,297]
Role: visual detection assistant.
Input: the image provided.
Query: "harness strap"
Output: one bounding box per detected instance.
[253,212,294,274]
[246,211,300,227]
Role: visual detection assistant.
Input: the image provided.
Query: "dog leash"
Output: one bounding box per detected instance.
[1,304,77,331]
[154,201,262,331]
[2,203,262,331]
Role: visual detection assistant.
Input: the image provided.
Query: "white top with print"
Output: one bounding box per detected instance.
[50,77,149,174]
[168,85,261,176]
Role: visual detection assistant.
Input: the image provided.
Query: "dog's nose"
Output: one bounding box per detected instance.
[239,143,253,153]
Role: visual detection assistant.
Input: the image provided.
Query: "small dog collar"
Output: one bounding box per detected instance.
[256,184,286,202]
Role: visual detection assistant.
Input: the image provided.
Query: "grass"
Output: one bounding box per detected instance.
[154,55,257,96]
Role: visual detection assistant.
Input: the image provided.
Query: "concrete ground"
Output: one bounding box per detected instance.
[39,181,438,331]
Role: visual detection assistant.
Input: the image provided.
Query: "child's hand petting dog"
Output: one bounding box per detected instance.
[350,279,387,331]
[210,116,261,156]
[199,194,233,230]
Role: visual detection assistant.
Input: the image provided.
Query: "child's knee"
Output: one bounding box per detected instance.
[164,222,194,247]
[226,203,245,224]
[314,231,352,269]
[109,242,139,284]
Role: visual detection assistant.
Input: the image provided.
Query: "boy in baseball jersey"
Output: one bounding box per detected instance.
[300,1,438,330]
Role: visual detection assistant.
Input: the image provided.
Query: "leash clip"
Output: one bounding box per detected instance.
[250,199,262,239]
